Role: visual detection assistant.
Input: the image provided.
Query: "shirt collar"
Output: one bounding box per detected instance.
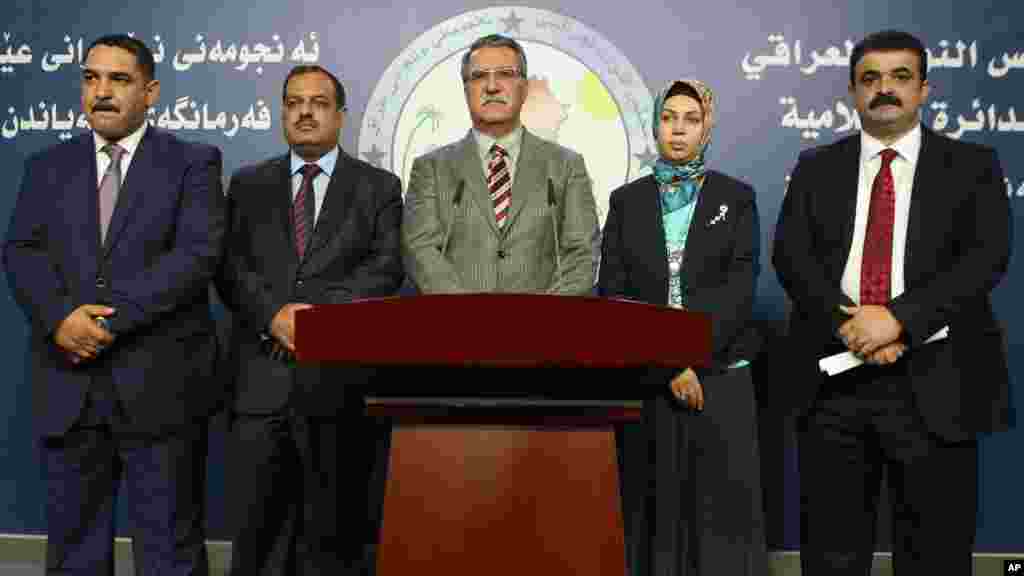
[860,123,922,166]
[473,125,524,161]
[290,146,340,178]
[93,121,147,156]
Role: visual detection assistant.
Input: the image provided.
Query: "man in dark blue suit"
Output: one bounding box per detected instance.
[4,34,225,574]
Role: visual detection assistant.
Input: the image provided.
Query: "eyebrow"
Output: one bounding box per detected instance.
[862,66,914,76]
[81,67,135,78]
[661,107,702,115]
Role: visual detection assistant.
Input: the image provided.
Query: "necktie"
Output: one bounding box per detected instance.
[487,144,511,229]
[860,148,899,306]
[294,163,320,259]
[99,143,125,242]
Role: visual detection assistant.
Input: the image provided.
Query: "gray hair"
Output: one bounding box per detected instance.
[460,34,528,82]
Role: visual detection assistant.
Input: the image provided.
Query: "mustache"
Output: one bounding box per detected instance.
[481,95,509,105]
[869,93,901,109]
[92,100,118,112]
[294,117,318,128]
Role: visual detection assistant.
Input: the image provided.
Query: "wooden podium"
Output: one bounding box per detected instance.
[296,295,710,575]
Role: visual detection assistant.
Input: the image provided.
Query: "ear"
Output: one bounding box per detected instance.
[144,79,161,108]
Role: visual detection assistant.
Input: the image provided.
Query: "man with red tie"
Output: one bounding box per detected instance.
[773,30,1011,574]
[401,34,598,295]
[217,65,403,574]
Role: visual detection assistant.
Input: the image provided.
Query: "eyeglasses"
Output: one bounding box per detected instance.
[465,66,522,84]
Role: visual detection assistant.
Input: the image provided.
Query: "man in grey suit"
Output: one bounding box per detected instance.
[402,34,598,294]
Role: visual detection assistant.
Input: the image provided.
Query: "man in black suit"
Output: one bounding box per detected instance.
[773,30,1011,574]
[218,65,402,575]
[3,34,224,574]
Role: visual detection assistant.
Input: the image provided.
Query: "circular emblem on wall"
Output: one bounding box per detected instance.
[357,6,655,226]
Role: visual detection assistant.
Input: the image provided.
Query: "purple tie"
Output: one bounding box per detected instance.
[99,143,125,241]
[294,163,320,258]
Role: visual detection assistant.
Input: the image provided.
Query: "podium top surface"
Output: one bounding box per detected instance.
[295,294,710,368]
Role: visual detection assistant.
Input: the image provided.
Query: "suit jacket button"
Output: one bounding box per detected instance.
[95,276,106,289]
[497,249,506,259]
[295,279,304,289]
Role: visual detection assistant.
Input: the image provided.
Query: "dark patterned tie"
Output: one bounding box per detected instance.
[487,144,511,229]
[860,148,899,306]
[99,143,125,242]
[293,163,320,259]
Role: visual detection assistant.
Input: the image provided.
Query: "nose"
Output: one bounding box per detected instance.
[484,73,500,92]
[95,77,113,98]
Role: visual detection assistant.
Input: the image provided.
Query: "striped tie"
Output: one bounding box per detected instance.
[293,163,320,259]
[487,144,511,229]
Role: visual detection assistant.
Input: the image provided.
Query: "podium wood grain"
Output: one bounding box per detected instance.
[377,426,625,575]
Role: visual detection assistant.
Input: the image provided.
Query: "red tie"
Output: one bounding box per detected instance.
[860,148,898,306]
[293,163,320,259]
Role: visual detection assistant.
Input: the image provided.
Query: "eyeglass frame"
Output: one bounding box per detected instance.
[462,66,525,84]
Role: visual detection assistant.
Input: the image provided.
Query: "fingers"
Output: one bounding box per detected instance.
[269,342,295,362]
[670,379,686,401]
[84,320,114,344]
[868,343,906,365]
[69,336,98,359]
[852,339,872,357]
[81,304,116,317]
[669,371,704,412]
[690,380,705,411]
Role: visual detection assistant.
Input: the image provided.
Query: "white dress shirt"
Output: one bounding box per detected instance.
[474,125,524,184]
[841,124,946,342]
[93,121,148,187]
[289,146,339,226]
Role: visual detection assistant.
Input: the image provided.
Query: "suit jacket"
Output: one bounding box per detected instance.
[402,129,599,294]
[772,126,1011,441]
[3,128,226,438]
[217,149,403,416]
[598,171,761,372]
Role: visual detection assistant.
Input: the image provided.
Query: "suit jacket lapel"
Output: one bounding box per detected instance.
[102,128,153,255]
[835,136,862,265]
[458,132,500,236]
[680,173,724,295]
[502,130,545,233]
[272,156,299,262]
[306,149,356,261]
[904,126,937,285]
[639,177,670,300]
[70,135,101,281]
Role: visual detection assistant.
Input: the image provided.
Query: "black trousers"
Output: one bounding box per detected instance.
[42,390,209,576]
[227,408,388,576]
[798,364,978,575]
